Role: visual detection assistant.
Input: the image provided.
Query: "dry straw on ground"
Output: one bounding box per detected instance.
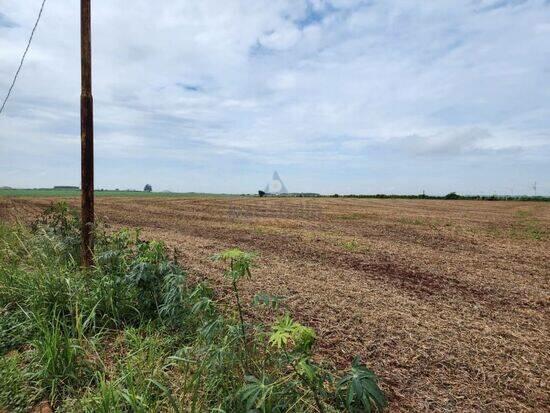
[1,196,548,412]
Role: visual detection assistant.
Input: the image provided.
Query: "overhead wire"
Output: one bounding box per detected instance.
[0,0,47,116]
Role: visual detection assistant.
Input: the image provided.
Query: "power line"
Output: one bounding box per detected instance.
[0,0,47,116]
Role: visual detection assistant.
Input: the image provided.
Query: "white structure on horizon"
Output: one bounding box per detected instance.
[264,171,288,195]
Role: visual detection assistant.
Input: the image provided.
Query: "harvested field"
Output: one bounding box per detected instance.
[1,196,549,412]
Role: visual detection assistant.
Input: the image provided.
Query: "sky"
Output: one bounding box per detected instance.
[0,0,549,195]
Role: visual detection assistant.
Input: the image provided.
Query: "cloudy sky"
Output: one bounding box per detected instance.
[0,0,549,195]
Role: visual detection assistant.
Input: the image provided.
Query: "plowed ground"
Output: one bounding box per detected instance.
[1,197,549,412]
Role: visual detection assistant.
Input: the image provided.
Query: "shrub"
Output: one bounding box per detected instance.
[444,192,461,200]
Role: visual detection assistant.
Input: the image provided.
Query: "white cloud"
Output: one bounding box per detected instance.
[0,0,548,194]
[259,24,302,50]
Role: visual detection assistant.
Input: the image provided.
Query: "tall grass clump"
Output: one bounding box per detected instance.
[0,202,386,412]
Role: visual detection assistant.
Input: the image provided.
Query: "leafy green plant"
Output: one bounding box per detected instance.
[267,314,325,412]
[261,314,387,413]
[269,314,316,352]
[239,374,280,412]
[212,249,255,342]
[337,357,387,412]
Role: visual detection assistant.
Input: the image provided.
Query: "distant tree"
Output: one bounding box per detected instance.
[144,184,152,192]
[258,190,266,197]
[444,192,460,200]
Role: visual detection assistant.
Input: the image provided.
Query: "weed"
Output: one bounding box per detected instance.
[212,248,255,343]
[343,239,360,251]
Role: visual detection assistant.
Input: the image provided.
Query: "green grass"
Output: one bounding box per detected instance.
[0,188,237,198]
[342,239,360,251]
[0,352,40,413]
[512,211,547,241]
[0,203,386,412]
[514,209,532,218]
[483,221,547,241]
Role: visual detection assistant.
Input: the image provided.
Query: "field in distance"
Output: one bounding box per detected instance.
[1,196,548,412]
[0,188,235,198]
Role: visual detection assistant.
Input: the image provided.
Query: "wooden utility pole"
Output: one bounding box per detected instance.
[80,0,94,267]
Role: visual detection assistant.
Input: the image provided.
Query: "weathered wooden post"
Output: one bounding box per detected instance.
[80,0,94,267]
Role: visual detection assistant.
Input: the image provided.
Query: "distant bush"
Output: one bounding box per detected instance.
[341,193,549,202]
[444,192,460,200]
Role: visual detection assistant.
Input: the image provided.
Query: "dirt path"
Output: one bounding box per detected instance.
[1,197,549,412]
